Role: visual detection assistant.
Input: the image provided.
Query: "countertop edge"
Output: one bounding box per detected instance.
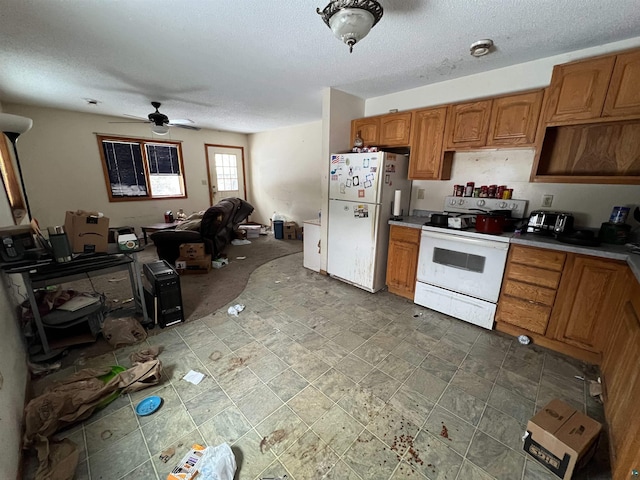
[387,219,640,282]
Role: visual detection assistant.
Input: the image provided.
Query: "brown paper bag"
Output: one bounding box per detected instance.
[101,316,147,348]
[35,435,79,480]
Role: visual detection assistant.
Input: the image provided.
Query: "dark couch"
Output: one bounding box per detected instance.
[150,198,254,265]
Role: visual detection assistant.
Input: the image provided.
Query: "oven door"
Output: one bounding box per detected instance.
[417,230,508,303]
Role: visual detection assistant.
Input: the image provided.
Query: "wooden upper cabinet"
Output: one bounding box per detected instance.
[445,100,492,149]
[408,106,450,180]
[545,56,616,123]
[351,117,380,147]
[487,90,544,146]
[379,112,412,146]
[602,49,640,118]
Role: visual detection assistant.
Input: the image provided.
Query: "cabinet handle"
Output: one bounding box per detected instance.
[631,469,638,477]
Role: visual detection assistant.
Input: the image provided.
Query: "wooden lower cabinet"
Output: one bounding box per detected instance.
[496,245,627,364]
[549,255,627,353]
[601,271,640,479]
[496,245,565,336]
[386,225,420,300]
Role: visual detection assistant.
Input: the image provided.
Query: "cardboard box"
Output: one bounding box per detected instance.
[524,399,602,479]
[244,225,261,239]
[295,226,303,240]
[64,211,109,253]
[283,221,298,240]
[175,254,211,274]
[117,233,139,251]
[167,443,206,480]
[179,243,205,259]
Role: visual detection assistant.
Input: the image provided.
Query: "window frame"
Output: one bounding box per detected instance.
[96,135,188,202]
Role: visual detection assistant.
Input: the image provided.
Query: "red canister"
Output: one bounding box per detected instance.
[465,182,475,197]
[488,185,497,198]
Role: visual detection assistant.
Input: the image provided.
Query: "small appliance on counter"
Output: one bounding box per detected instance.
[526,210,575,236]
[598,205,634,245]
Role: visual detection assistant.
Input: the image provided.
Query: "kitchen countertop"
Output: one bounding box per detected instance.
[388,217,640,282]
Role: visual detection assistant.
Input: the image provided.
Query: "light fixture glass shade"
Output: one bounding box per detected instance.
[329,8,375,50]
[318,0,383,52]
[151,124,170,135]
[0,113,33,135]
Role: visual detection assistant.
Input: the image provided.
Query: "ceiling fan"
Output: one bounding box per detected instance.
[110,101,200,135]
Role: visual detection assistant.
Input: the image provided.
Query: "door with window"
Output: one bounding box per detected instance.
[205,145,246,205]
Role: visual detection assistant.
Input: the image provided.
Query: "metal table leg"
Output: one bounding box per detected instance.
[22,271,52,355]
[129,251,149,324]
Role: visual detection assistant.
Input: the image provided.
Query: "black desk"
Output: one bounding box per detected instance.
[2,251,148,360]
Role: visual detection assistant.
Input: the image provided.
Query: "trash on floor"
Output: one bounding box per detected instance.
[159,446,175,463]
[227,304,245,317]
[101,316,147,348]
[231,239,251,246]
[182,370,205,385]
[212,257,229,269]
[168,443,237,480]
[518,334,531,345]
[129,345,161,364]
[28,360,62,376]
[24,347,162,479]
[236,256,246,260]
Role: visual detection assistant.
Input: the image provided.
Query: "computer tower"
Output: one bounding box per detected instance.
[142,260,184,328]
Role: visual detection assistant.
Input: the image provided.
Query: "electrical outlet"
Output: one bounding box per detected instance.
[417,188,425,200]
[542,194,554,208]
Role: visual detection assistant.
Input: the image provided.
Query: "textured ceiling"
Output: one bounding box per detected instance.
[1,0,639,134]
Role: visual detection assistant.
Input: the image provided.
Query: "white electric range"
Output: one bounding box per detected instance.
[414,196,528,329]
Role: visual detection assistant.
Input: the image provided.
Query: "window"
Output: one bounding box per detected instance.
[97,135,187,201]
[214,153,238,192]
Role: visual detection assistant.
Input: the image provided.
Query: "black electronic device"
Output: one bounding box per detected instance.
[1,235,25,262]
[142,260,184,328]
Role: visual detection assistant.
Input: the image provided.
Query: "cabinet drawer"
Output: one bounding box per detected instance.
[389,225,420,244]
[496,297,551,335]
[502,279,557,306]
[506,263,563,289]
[510,245,566,271]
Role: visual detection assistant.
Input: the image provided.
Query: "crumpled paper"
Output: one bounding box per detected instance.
[227,304,245,317]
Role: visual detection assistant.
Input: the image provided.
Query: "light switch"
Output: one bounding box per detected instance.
[417,189,425,200]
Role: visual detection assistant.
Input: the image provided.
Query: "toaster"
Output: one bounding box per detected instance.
[526,211,575,235]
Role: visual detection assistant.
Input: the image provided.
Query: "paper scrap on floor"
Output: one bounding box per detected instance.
[183,370,205,385]
[231,239,251,245]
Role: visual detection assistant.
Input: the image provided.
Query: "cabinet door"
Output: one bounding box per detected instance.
[445,100,492,149]
[602,49,640,118]
[545,56,616,122]
[379,112,412,146]
[487,91,544,146]
[351,117,380,147]
[552,255,626,353]
[386,226,420,300]
[408,107,449,180]
[601,274,640,478]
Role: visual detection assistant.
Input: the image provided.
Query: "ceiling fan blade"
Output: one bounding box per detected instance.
[171,123,201,131]
[108,120,151,124]
[169,118,194,125]
[123,113,150,121]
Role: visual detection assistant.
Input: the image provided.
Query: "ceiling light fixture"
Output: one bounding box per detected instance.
[317,0,383,53]
[470,39,494,57]
[151,124,170,135]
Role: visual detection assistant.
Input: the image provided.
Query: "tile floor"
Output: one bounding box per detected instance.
[27,252,611,480]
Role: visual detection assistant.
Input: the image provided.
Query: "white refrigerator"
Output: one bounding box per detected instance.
[327,152,411,292]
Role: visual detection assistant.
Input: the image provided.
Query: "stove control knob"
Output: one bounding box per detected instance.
[510,203,518,209]
[449,198,457,206]
[499,202,507,208]
[458,199,465,205]
[476,200,485,207]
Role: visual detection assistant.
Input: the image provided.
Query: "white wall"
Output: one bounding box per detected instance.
[363,37,640,227]
[0,99,28,480]
[247,121,323,225]
[4,104,249,230]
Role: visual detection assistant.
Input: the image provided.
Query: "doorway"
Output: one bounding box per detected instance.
[205,145,246,205]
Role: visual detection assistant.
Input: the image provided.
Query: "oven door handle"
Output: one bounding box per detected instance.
[421,230,509,250]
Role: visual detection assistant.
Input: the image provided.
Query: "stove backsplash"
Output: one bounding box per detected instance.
[409,149,640,230]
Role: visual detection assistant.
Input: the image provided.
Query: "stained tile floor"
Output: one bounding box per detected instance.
[27,252,611,479]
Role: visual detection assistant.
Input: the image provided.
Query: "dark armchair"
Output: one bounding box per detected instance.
[150,198,254,265]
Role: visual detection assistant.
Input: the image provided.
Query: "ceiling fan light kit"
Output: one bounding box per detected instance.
[317,0,383,53]
[151,124,170,135]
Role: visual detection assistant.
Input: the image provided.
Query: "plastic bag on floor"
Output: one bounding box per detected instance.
[227,304,245,316]
[200,443,237,480]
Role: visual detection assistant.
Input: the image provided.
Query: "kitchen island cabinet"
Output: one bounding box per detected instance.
[386,225,421,299]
